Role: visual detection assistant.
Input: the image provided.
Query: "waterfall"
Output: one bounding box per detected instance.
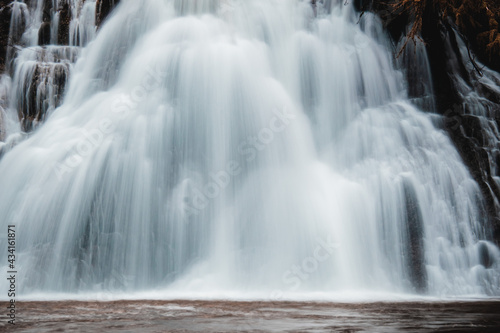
[0,0,499,299]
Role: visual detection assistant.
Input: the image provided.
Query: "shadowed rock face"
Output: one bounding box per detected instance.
[478,241,496,268]
[1,0,122,134]
[0,0,12,73]
[354,0,500,72]
[96,0,121,28]
[1,1,27,74]
[0,1,12,143]
[420,11,500,246]
[38,22,51,46]
[42,0,52,23]
[58,1,71,45]
[359,0,500,245]
[403,180,427,293]
[17,62,70,132]
[0,102,4,142]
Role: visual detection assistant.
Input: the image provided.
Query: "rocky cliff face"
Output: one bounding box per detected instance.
[356,0,500,243]
[0,0,121,137]
[96,0,120,28]
[0,0,11,73]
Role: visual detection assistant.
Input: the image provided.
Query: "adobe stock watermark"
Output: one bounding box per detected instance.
[270,235,340,300]
[343,32,371,62]
[182,105,297,217]
[54,64,167,180]
[110,64,168,114]
[235,235,340,331]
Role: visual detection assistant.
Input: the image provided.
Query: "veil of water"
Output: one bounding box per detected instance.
[0,0,499,299]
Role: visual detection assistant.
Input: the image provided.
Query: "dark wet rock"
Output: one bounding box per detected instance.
[3,0,85,133]
[58,1,70,45]
[38,22,52,46]
[42,0,52,23]
[96,0,120,28]
[429,22,500,245]
[39,0,56,45]
[353,0,408,43]
[396,39,435,111]
[402,180,427,293]
[362,0,500,246]
[478,241,494,268]
[1,1,27,75]
[0,106,5,141]
[0,0,12,73]
[449,1,500,74]
[18,63,70,132]
[358,1,500,73]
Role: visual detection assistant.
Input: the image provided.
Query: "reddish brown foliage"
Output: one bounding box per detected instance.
[393,0,500,66]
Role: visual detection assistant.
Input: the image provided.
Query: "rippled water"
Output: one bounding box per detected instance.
[3,300,500,332]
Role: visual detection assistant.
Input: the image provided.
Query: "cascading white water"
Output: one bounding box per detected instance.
[0,0,499,299]
[0,0,97,148]
[10,45,79,129]
[69,0,97,47]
